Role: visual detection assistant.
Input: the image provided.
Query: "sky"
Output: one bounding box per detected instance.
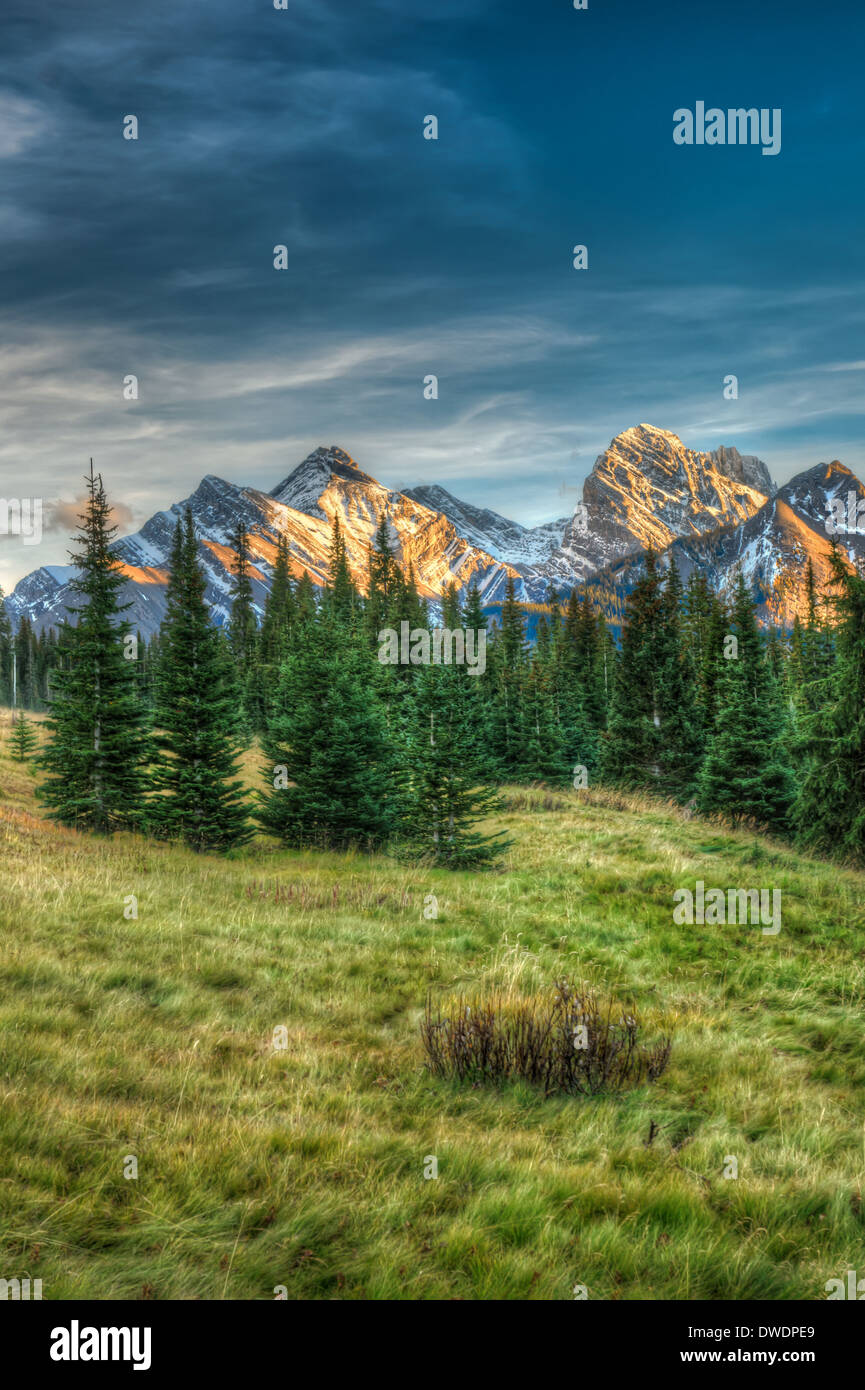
[1,0,865,590]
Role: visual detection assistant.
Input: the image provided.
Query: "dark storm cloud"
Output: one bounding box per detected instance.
[1,0,864,590]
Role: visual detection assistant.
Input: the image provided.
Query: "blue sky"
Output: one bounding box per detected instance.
[1,0,864,589]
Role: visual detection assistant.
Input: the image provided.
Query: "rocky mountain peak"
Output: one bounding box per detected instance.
[708,444,775,496]
[269,445,373,515]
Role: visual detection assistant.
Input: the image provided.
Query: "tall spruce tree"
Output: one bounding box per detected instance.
[10,711,37,763]
[253,534,296,734]
[486,575,528,779]
[37,463,150,833]
[696,570,794,830]
[152,511,251,852]
[558,591,604,775]
[521,614,570,783]
[399,660,510,866]
[228,524,257,667]
[655,556,703,799]
[259,611,395,850]
[324,515,358,627]
[0,588,12,706]
[227,523,258,734]
[793,546,865,860]
[600,548,665,789]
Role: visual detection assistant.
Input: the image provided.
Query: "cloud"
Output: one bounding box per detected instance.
[0,92,51,157]
[43,496,135,535]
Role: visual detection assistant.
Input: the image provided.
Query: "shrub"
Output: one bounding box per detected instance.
[421,980,672,1097]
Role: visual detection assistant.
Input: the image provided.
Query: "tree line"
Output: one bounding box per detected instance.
[8,466,865,867]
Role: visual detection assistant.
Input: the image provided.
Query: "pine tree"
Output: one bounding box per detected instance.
[14,616,35,709]
[696,570,794,830]
[486,575,527,779]
[399,661,510,866]
[600,548,665,789]
[793,546,865,860]
[37,463,151,833]
[366,512,397,639]
[655,556,703,799]
[0,588,12,706]
[683,571,728,736]
[228,523,258,672]
[10,711,36,763]
[259,535,295,664]
[325,515,358,627]
[521,615,570,783]
[459,582,493,772]
[558,591,604,776]
[789,560,834,718]
[152,511,251,852]
[253,533,296,734]
[259,612,395,850]
[227,523,259,735]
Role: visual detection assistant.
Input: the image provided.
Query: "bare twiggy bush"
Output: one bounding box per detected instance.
[421,981,672,1097]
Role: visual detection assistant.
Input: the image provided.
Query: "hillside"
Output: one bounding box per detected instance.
[1,714,864,1300]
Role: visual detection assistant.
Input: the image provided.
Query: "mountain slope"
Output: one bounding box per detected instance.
[403,484,569,565]
[6,449,530,637]
[587,460,865,629]
[7,428,850,640]
[544,424,773,586]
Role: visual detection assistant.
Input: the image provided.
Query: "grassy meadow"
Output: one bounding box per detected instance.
[1,709,865,1300]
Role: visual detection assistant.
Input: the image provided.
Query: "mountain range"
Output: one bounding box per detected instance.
[6,426,862,637]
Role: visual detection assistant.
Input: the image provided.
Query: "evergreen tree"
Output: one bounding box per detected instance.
[600,548,666,789]
[259,612,395,850]
[459,582,493,772]
[10,711,36,763]
[152,511,251,852]
[696,570,794,830]
[253,534,296,734]
[259,535,295,664]
[521,614,570,783]
[655,556,703,799]
[0,588,12,706]
[227,523,258,735]
[399,660,510,866]
[228,523,258,671]
[37,463,150,833]
[558,591,604,776]
[14,616,35,709]
[325,515,358,627]
[600,552,701,800]
[789,560,834,718]
[683,571,728,736]
[793,546,865,860]
[293,570,318,626]
[486,576,528,779]
[366,513,398,639]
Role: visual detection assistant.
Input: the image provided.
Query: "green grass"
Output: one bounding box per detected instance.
[1,713,865,1300]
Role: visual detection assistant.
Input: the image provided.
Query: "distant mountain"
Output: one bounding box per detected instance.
[7,426,857,639]
[6,447,528,637]
[543,424,773,587]
[403,484,569,565]
[587,460,865,629]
